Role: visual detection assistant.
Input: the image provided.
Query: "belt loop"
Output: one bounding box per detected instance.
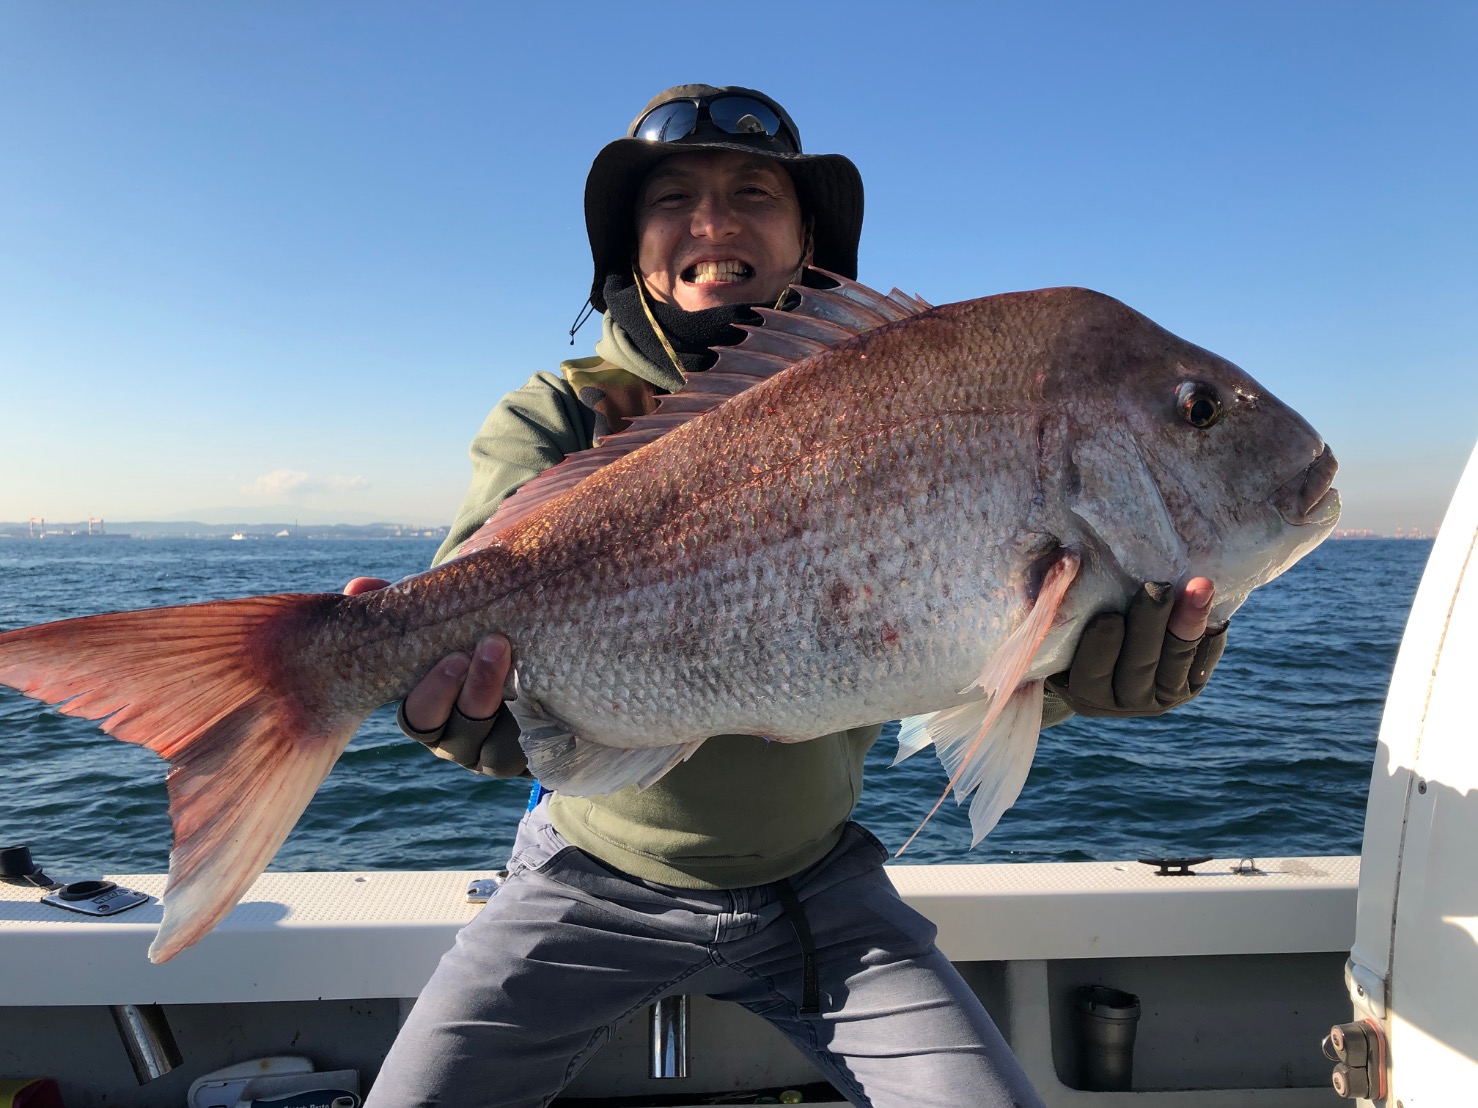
[774,877,821,1015]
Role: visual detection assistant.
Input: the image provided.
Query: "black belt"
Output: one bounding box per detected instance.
[774,877,820,1015]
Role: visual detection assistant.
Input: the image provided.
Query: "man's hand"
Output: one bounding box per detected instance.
[1044,577,1227,718]
[344,577,527,776]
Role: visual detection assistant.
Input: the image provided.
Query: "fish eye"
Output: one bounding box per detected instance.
[1176,382,1222,429]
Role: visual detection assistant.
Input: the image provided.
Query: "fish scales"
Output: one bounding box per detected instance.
[387,314,1051,748]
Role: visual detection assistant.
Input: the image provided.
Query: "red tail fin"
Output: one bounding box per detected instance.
[0,593,368,962]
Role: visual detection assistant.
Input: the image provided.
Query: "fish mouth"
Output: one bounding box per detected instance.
[1271,444,1340,526]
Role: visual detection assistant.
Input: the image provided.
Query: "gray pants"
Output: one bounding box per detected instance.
[367,802,1042,1108]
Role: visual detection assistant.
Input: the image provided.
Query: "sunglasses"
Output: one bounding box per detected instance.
[632,95,799,153]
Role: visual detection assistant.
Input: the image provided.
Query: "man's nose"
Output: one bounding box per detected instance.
[690,194,742,239]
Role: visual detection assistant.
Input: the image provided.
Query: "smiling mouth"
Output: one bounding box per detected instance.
[682,260,754,286]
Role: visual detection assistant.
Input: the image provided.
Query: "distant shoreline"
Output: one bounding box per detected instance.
[1331,530,1438,541]
[0,522,1433,542]
[0,521,450,541]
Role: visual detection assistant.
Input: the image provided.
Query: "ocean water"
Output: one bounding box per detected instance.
[0,537,1429,878]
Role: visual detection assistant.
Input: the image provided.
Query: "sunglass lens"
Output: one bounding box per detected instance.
[634,102,699,143]
[708,97,785,140]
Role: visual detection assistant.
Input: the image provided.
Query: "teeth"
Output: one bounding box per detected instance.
[687,261,753,284]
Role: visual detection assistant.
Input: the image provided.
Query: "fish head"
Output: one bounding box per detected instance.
[1035,289,1340,623]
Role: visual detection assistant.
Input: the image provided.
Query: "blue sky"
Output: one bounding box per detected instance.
[2,2,1473,533]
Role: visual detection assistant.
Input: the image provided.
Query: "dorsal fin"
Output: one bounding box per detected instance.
[451,270,934,557]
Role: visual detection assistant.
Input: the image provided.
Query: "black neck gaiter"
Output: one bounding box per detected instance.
[602,273,764,378]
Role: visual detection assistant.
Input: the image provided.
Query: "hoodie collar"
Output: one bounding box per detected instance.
[592,313,687,393]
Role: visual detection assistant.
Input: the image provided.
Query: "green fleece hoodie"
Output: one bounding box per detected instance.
[433,315,1073,887]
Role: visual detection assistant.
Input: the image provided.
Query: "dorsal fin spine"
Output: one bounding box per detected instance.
[468,270,932,545]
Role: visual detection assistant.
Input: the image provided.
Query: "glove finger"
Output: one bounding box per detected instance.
[437,706,500,770]
[402,652,471,734]
[1052,612,1127,714]
[1187,622,1229,695]
[1113,582,1174,709]
[1152,634,1202,706]
[397,699,446,745]
[473,711,530,778]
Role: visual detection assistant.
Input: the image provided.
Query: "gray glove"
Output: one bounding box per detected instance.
[1045,582,1228,718]
[396,701,529,777]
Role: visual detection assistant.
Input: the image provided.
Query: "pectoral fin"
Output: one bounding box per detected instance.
[897,552,1079,853]
[891,713,937,765]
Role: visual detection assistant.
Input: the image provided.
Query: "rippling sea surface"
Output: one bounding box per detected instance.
[0,537,1429,876]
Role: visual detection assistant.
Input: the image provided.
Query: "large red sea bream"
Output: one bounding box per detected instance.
[0,274,1339,962]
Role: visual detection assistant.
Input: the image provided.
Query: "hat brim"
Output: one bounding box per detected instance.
[584,137,863,312]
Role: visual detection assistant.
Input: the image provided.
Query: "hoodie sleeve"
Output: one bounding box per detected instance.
[432,371,595,567]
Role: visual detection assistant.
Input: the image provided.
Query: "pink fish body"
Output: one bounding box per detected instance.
[0,275,1339,961]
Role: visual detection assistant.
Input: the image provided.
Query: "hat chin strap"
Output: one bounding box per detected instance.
[633,264,689,384]
[789,219,815,296]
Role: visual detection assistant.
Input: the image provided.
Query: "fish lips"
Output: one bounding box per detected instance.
[1270,444,1341,527]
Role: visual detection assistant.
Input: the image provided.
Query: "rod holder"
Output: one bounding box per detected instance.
[109,1003,183,1083]
[1074,985,1140,1091]
[649,994,689,1079]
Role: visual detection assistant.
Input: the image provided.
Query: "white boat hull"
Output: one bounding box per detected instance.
[1,857,1357,1105]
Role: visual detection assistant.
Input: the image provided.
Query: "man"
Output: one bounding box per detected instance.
[354,85,1224,1108]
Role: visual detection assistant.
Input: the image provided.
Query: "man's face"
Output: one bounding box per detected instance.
[635,149,809,313]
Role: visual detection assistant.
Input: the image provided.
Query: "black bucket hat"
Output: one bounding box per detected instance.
[584,84,864,312]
